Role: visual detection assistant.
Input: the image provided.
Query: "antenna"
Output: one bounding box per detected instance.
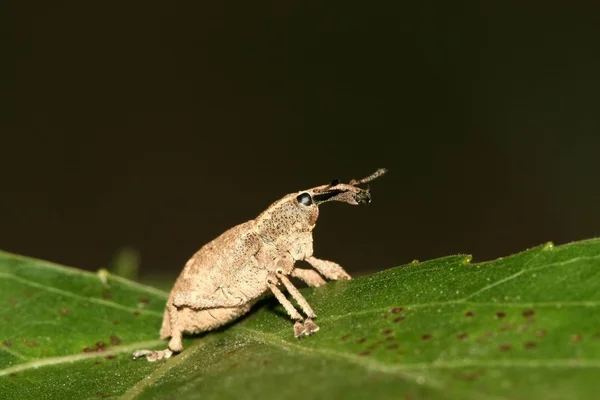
[349,168,388,186]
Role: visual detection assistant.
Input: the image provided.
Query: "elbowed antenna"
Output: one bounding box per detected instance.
[349,168,388,186]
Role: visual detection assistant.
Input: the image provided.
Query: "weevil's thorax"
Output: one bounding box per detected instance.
[254,192,319,257]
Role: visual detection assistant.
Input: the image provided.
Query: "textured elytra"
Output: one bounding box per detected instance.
[134,169,388,361]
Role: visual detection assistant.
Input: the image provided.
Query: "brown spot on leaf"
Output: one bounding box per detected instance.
[96,392,110,399]
[381,314,388,319]
[524,341,537,349]
[101,290,112,300]
[60,307,69,316]
[386,343,399,350]
[9,297,17,305]
[535,329,547,337]
[113,320,120,325]
[340,334,351,340]
[9,373,17,378]
[421,334,432,341]
[138,297,150,305]
[391,307,404,314]
[262,360,269,365]
[393,316,405,323]
[358,350,371,356]
[357,338,367,344]
[499,344,512,351]
[456,333,468,340]
[105,354,117,360]
[110,335,121,345]
[495,311,506,319]
[455,369,484,381]
[381,329,393,335]
[83,341,108,353]
[385,336,395,342]
[133,311,141,317]
[465,311,474,318]
[22,339,38,348]
[522,309,535,318]
[3,340,12,347]
[570,334,583,343]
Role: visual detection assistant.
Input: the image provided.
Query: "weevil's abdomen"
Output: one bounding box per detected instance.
[176,300,258,335]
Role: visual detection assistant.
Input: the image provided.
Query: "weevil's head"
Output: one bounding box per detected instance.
[255,169,387,244]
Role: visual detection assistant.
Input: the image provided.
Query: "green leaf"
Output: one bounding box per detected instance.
[1,239,600,399]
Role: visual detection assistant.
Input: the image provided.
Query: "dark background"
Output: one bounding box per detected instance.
[2,2,599,282]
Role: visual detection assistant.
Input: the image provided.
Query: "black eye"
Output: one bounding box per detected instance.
[296,192,313,206]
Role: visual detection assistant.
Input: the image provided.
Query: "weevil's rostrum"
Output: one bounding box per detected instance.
[133,169,387,361]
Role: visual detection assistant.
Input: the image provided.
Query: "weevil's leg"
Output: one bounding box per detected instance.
[167,304,184,353]
[277,272,320,336]
[266,275,307,337]
[133,304,182,362]
[291,268,327,287]
[277,272,316,318]
[306,256,352,281]
[132,348,173,362]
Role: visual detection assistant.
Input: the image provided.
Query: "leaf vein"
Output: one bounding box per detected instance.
[0,272,163,318]
[0,340,164,376]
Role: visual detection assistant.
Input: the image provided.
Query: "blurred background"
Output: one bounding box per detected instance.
[2,2,599,284]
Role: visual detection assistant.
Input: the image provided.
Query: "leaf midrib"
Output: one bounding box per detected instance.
[0,340,164,377]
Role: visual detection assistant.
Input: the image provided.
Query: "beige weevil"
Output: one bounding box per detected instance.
[133,168,387,361]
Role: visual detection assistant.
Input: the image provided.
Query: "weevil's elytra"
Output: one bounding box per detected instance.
[133,168,387,361]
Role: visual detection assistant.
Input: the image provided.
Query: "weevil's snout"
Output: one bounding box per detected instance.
[311,168,386,206]
[312,184,369,206]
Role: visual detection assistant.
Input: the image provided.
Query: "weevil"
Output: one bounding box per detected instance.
[133,168,387,361]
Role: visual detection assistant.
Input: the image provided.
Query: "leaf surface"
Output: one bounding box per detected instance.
[1,240,600,399]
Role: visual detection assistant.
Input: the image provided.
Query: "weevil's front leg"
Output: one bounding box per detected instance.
[277,271,320,336]
[306,256,352,281]
[291,268,327,287]
[266,274,307,337]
